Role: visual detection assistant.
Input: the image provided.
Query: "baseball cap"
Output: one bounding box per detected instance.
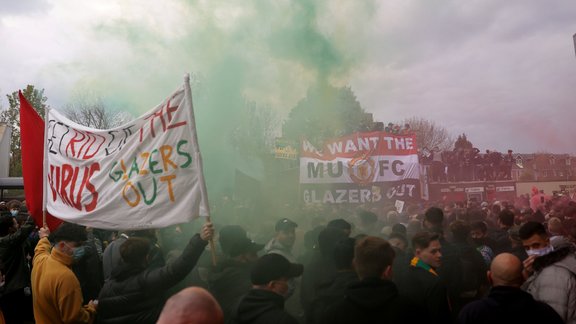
[275,218,298,232]
[251,253,303,285]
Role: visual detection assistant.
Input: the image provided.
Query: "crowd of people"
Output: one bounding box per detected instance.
[422,147,516,183]
[0,191,575,323]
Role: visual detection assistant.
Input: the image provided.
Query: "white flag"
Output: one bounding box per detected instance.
[45,77,208,230]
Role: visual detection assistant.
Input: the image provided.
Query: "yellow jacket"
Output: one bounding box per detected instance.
[31,237,96,324]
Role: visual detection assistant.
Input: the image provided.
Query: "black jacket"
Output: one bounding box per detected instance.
[395,265,452,324]
[320,277,425,324]
[208,258,254,321]
[231,289,298,324]
[308,270,358,324]
[97,234,207,324]
[458,286,563,324]
[0,222,35,295]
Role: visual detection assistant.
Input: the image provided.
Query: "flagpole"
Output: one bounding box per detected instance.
[184,73,217,266]
[42,107,50,228]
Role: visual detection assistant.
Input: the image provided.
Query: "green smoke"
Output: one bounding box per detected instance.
[56,0,377,213]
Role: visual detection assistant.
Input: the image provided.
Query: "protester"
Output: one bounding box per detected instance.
[470,221,495,266]
[445,220,488,315]
[301,227,347,321]
[489,209,515,255]
[519,221,576,323]
[0,214,35,323]
[31,223,97,324]
[157,287,224,324]
[265,218,298,262]
[458,253,563,324]
[395,231,452,324]
[308,237,358,324]
[102,229,165,281]
[265,218,303,320]
[97,222,214,324]
[321,236,423,324]
[230,253,303,324]
[208,225,264,321]
[326,218,352,237]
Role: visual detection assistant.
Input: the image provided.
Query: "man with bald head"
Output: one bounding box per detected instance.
[157,287,224,324]
[458,253,562,324]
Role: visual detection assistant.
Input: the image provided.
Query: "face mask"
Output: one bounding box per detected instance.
[64,242,86,261]
[284,279,296,300]
[10,210,18,217]
[526,245,554,257]
[72,246,87,261]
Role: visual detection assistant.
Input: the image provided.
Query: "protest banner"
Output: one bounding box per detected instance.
[300,131,421,205]
[31,76,208,230]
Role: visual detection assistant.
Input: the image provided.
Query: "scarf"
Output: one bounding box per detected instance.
[410,257,438,276]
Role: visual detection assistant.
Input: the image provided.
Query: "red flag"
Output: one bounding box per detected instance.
[19,91,62,230]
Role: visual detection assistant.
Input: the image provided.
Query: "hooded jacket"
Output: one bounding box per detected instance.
[459,286,563,324]
[231,289,298,324]
[320,277,424,324]
[522,245,576,323]
[97,234,207,324]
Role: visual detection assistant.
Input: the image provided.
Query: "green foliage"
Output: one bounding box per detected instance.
[0,85,49,176]
[282,84,373,146]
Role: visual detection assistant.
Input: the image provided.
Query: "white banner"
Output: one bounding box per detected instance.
[300,155,420,184]
[45,78,207,230]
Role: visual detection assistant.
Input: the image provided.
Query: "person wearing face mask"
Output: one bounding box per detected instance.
[31,222,97,324]
[5,200,22,218]
[231,253,303,324]
[519,221,576,323]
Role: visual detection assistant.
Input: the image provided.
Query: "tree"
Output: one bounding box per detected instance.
[401,117,453,151]
[230,99,280,158]
[282,83,374,146]
[0,85,49,176]
[62,94,132,129]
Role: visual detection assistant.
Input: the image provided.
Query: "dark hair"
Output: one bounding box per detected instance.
[412,231,440,250]
[519,221,547,240]
[354,236,395,279]
[0,216,15,237]
[333,238,355,270]
[327,219,352,232]
[6,200,21,210]
[470,221,488,234]
[392,223,407,236]
[449,220,470,242]
[318,227,347,258]
[51,223,87,243]
[120,237,151,265]
[498,209,515,227]
[425,207,444,226]
[304,226,324,250]
[388,232,408,247]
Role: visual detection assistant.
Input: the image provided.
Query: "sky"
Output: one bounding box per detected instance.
[1,0,576,155]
